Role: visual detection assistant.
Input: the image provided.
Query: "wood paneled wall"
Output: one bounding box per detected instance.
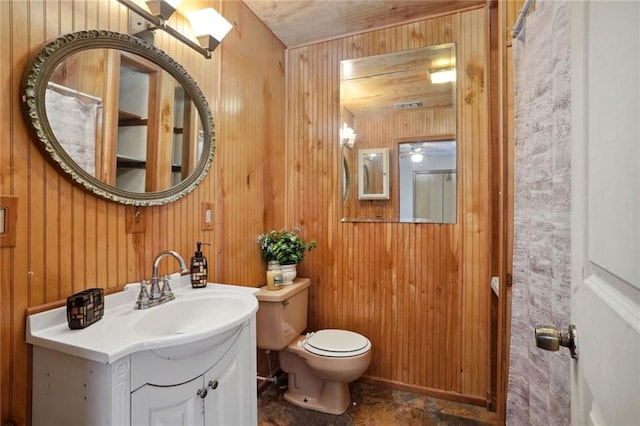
[286,8,492,403]
[1,0,497,422]
[0,0,285,423]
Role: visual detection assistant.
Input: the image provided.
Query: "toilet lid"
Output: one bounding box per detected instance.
[303,329,371,357]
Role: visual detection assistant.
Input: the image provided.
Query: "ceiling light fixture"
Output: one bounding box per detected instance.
[411,151,424,163]
[411,153,424,163]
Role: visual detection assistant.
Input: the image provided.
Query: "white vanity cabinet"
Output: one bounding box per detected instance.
[31,312,257,426]
[131,322,255,426]
[28,280,259,426]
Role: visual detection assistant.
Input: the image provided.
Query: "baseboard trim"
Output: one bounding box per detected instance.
[256,370,488,408]
[359,376,488,408]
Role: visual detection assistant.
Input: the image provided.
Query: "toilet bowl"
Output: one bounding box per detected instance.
[255,278,372,415]
[279,329,371,414]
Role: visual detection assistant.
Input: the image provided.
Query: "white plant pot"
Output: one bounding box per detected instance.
[280,264,297,285]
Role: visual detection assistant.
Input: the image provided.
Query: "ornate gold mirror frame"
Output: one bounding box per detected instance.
[20,30,215,206]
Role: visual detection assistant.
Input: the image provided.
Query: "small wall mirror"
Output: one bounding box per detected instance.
[21,30,214,206]
[340,43,456,222]
[358,148,389,200]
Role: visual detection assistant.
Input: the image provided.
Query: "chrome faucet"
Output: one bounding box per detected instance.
[135,250,188,309]
[151,250,188,297]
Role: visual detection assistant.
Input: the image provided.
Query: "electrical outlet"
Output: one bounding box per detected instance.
[201,202,214,231]
[0,195,17,247]
[0,207,5,234]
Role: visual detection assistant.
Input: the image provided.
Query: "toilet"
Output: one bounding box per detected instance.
[256,278,371,415]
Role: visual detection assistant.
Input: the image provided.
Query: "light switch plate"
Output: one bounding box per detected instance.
[201,201,214,231]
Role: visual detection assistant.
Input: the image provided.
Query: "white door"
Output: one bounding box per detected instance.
[570,1,640,425]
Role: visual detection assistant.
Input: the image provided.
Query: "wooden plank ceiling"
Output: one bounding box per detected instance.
[242,0,485,48]
[341,45,456,115]
[242,1,479,114]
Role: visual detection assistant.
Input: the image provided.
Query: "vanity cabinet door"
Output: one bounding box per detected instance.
[203,357,244,425]
[131,376,205,426]
[203,325,256,426]
[130,322,255,426]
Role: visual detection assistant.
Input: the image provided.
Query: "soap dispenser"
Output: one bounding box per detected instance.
[191,242,210,288]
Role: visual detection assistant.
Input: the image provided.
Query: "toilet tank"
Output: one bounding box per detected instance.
[255,278,310,350]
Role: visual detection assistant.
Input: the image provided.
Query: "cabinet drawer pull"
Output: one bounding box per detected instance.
[197,388,208,399]
[208,380,219,390]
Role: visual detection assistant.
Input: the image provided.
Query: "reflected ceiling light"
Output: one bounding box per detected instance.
[146,0,182,20]
[411,152,424,163]
[431,57,455,69]
[340,123,357,149]
[342,61,353,77]
[428,69,456,84]
[187,8,233,52]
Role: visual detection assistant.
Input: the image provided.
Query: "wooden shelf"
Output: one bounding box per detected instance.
[118,110,148,127]
[116,154,146,169]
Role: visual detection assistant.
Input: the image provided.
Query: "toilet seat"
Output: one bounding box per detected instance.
[301,329,371,357]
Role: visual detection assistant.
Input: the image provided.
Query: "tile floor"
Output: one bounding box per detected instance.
[258,380,498,425]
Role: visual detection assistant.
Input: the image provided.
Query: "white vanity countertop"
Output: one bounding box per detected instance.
[26,275,259,364]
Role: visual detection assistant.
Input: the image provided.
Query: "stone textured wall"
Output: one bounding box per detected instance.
[508,1,572,425]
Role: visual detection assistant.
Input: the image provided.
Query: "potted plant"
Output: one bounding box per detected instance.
[257,226,316,284]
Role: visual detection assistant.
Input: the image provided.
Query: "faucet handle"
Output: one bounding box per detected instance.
[161,275,175,301]
[149,277,161,300]
[135,280,150,310]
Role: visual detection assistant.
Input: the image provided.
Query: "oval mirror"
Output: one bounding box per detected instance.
[20,30,215,206]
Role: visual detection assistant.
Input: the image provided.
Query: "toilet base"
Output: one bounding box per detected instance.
[277,333,371,415]
[283,380,351,415]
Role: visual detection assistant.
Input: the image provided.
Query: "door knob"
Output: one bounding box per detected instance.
[535,324,578,359]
